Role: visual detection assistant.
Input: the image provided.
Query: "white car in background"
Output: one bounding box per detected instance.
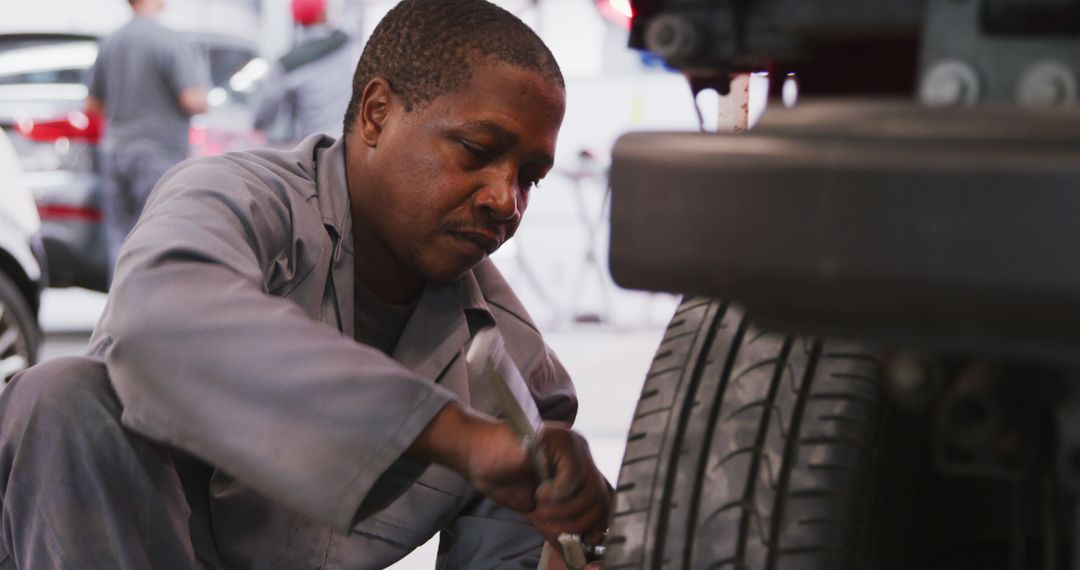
[0,0,266,292]
[0,34,265,292]
[0,126,45,388]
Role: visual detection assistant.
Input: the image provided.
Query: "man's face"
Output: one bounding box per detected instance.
[135,0,167,14]
[349,60,566,285]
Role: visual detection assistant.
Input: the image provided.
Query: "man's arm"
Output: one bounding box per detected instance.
[409,402,539,513]
[96,155,610,540]
[163,37,208,117]
[93,157,459,532]
[253,64,289,132]
[85,42,106,116]
[422,278,610,566]
[85,95,105,117]
[410,402,611,543]
[178,86,208,116]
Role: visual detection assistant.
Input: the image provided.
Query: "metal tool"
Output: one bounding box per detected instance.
[465,326,593,570]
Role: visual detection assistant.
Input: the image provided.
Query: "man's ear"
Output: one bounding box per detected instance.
[357,78,395,148]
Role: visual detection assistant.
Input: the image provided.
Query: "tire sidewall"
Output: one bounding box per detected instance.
[0,270,40,387]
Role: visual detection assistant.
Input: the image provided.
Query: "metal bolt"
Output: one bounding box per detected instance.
[644,14,702,61]
[943,392,1000,452]
[1017,61,1077,107]
[886,350,943,412]
[920,60,981,107]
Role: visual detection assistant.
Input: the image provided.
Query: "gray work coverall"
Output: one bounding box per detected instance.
[0,135,577,569]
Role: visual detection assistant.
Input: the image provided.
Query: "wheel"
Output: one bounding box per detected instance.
[0,270,39,389]
[605,297,1078,569]
[605,297,890,570]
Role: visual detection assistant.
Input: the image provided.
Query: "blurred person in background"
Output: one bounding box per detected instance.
[254,0,356,146]
[86,0,208,282]
[0,1,609,569]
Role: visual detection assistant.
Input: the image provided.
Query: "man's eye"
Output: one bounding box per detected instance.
[459,140,492,159]
[520,175,541,191]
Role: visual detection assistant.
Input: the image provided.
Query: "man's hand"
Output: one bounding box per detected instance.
[178,87,209,116]
[85,96,105,117]
[529,426,612,545]
[407,402,540,511]
[407,403,612,540]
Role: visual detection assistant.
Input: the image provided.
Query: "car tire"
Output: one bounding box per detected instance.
[604,297,892,570]
[0,270,39,389]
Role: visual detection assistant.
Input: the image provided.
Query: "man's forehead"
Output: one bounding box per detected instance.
[438,62,563,118]
[458,57,563,98]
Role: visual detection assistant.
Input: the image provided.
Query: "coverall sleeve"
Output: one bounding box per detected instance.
[91,157,458,532]
[160,34,206,95]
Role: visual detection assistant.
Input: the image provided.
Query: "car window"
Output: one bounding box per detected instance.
[0,41,96,86]
[0,38,258,90]
[206,46,255,89]
[0,68,86,86]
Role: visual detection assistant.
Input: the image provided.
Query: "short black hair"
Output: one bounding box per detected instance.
[343,0,564,136]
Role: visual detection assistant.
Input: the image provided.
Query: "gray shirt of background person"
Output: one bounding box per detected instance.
[254,23,356,144]
[87,16,206,158]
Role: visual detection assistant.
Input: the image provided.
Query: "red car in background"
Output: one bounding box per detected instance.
[0,33,265,292]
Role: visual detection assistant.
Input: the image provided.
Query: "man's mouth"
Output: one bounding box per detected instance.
[448,230,501,255]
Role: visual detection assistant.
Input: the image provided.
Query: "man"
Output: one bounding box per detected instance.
[86,0,208,279]
[254,0,356,145]
[0,1,610,569]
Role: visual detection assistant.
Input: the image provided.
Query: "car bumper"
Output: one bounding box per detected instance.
[25,169,108,292]
[609,102,1080,364]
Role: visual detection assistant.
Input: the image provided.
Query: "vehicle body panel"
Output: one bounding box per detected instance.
[0,128,44,312]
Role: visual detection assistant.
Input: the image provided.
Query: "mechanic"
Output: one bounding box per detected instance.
[0,0,610,568]
[254,0,356,146]
[86,0,208,283]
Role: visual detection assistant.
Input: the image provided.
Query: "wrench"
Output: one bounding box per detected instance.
[465,326,596,570]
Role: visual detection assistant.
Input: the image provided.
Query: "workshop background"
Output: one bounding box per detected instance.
[3,0,762,566]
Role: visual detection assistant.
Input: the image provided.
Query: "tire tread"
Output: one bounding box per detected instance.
[605,298,886,570]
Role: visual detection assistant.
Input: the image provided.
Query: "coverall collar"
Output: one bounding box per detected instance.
[298,22,338,43]
[312,135,495,383]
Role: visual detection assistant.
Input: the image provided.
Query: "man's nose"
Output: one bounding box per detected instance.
[476,172,520,223]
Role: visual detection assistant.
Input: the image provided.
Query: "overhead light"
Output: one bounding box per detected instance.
[609,0,633,19]
[207,87,228,107]
[229,58,269,93]
[596,0,633,29]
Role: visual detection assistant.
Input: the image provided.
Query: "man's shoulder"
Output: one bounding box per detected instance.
[159,140,323,204]
[107,17,156,40]
[108,17,184,50]
[279,29,350,73]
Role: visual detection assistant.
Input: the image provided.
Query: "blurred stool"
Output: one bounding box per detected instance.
[563,149,614,325]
